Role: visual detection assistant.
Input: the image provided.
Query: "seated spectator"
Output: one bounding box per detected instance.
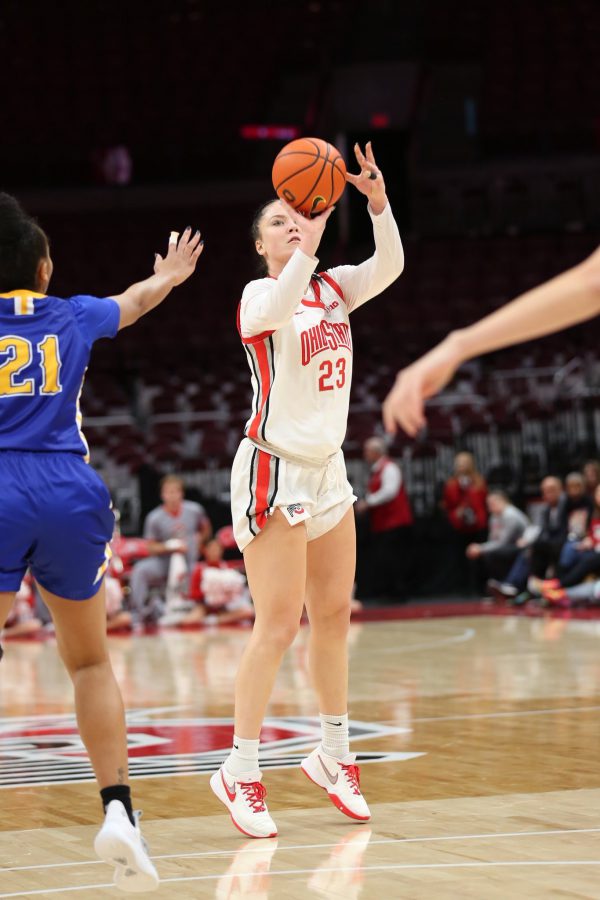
[530,482,600,595]
[488,476,567,603]
[555,472,594,574]
[442,451,488,593]
[104,552,133,633]
[1,576,42,638]
[128,475,212,623]
[559,472,594,565]
[355,437,414,602]
[161,539,254,627]
[466,490,529,582]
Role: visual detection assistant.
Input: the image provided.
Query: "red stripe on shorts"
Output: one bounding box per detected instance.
[255,450,272,530]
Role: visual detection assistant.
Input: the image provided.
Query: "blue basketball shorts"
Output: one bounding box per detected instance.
[0,451,114,600]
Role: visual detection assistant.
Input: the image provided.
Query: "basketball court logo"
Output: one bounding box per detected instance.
[0,708,423,788]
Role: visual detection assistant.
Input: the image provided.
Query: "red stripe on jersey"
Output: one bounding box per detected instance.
[319,272,345,303]
[303,276,325,309]
[237,301,274,345]
[247,339,271,440]
[301,298,326,309]
[255,450,271,529]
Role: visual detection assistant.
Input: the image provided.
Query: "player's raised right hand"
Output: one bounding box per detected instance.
[154,227,204,286]
[280,199,335,259]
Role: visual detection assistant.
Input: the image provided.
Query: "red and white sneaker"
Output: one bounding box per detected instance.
[301,748,371,821]
[210,766,277,839]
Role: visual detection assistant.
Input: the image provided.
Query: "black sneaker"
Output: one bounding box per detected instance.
[509,591,531,607]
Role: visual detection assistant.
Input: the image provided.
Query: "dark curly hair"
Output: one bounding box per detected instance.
[0,192,49,293]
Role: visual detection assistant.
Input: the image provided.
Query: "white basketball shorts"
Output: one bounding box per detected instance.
[230,438,356,551]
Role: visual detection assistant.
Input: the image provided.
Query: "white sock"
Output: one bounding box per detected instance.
[225,735,260,776]
[320,713,349,759]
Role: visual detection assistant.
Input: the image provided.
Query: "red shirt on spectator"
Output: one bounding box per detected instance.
[367,457,413,533]
[443,477,488,534]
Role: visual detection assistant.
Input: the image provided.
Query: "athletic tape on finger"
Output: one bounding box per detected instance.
[169,231,179,245]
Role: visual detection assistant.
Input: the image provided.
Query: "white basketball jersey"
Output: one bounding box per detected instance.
[240,272,352,461]
[238,202,404,463]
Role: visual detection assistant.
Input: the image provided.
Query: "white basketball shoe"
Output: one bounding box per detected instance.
[301,747,371,821]
[210,766,278,838]
[94,800,159,893]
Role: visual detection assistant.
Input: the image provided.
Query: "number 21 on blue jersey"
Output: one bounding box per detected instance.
[0,334,62,397]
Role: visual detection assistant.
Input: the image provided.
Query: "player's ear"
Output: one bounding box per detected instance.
[36,255,53,292]
[255,240,265,257]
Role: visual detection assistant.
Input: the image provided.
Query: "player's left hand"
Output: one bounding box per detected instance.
[154,227,204,286]
[346,142,387,214]
[382,337,462,436]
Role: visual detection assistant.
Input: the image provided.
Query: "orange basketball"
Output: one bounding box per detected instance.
[272,137,347,217]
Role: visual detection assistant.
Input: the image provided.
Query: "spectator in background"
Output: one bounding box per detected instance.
[532,482,600,596]
[1,576,43,639]
[355,437,413,601]
[489,476,567,603]
[466,490,529,583]
[105,572,133,633]
[556,472,594,572]
[128,475,211,623]
[161,539,254,627]
[583,459,600,497]
[442,451,488,592]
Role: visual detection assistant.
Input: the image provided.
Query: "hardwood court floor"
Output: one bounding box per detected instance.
[1,614,600,898]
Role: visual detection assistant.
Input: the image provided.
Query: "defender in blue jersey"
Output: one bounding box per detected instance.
[0,193,204,891]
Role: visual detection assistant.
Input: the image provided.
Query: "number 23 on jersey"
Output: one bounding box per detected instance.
[0,334,62,396]
[318,357,346,392]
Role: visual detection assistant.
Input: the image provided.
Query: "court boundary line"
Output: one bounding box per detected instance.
[2,826,599,873]
[379,627,476,654]
[1,859,600,896]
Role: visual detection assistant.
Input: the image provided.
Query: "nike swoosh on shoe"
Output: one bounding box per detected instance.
[221,771,237,802]
[318,755,339,785]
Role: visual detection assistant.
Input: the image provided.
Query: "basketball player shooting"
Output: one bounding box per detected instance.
[209,142,405,838]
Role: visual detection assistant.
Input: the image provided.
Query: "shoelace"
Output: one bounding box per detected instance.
[341,763,361,796]
[240,781,268,813]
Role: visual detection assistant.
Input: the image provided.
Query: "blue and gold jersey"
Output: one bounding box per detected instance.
[0,290,120,456]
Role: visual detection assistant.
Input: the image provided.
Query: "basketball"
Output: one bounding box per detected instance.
[272,137,347,217]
